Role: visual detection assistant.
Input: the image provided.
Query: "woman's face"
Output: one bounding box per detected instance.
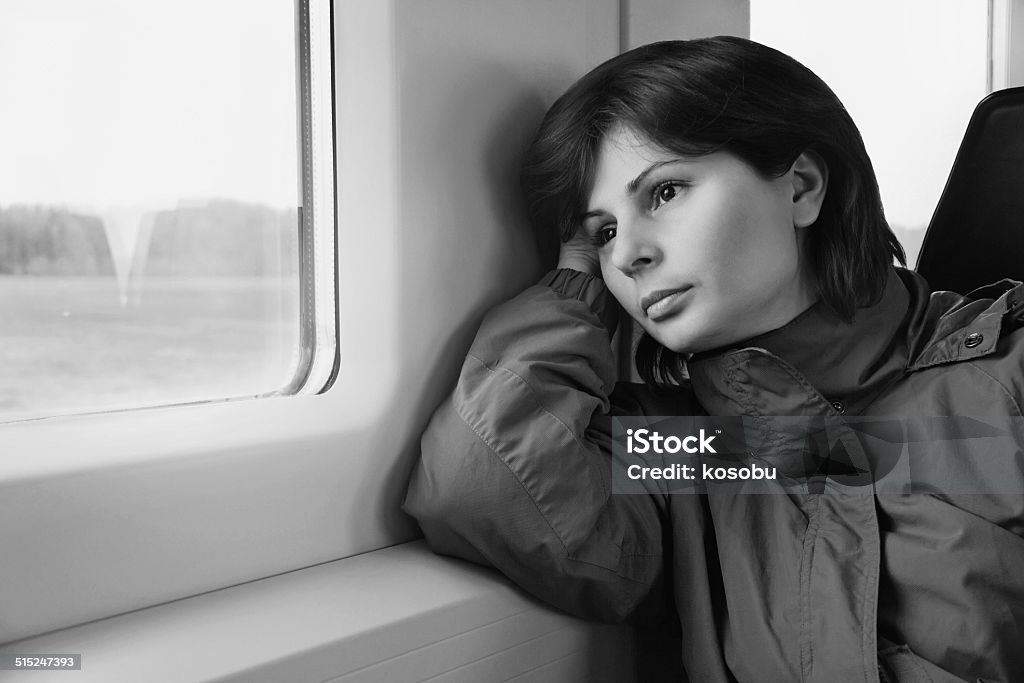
[582,126,824,354]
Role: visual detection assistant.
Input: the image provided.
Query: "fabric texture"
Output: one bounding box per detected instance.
[403,267,1024,683]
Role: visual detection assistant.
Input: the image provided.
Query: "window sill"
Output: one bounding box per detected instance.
[0,541,634,682]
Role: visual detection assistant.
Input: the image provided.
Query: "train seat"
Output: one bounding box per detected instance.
[915,86,1024,293]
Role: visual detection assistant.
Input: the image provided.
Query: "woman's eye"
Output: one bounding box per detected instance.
[590,225,617,247]
[652,182,684,209]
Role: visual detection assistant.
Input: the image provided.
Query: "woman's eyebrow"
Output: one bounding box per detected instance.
[626,159,679,195]
[582,158,685,218]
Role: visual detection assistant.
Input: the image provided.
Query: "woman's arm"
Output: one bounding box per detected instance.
[403,269,679,623]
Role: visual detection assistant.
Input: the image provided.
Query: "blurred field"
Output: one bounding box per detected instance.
[0,275,300,421]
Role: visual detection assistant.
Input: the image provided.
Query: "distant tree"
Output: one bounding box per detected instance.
[136,200,299,278]
[0,206,114,276]
[0,201,299,278]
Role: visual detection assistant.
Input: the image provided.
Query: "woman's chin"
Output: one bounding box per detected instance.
[646,327,701,355]
[647,320,735,356]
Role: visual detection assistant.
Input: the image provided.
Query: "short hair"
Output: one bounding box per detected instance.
[520,37,905,385]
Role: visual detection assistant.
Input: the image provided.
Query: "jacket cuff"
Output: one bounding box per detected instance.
[539,269,619,336]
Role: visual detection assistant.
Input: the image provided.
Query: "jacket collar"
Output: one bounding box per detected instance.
[686,268,1024,417]
[905,274,1024,371]
[687,269,910,416]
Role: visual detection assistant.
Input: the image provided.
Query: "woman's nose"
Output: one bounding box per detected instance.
[609,220,659,276]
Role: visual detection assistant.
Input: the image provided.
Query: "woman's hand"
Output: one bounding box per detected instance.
[557,229,601,277]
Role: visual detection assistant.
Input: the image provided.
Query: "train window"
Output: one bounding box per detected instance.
[0,0,336,423]
[751,0,990,266]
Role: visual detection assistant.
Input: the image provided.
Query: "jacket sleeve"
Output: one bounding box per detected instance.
[402,269,673,623]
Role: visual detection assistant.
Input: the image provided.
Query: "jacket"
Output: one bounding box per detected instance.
[403,267,1024,682]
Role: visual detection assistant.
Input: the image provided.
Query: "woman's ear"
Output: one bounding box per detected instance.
[789,150,828,228]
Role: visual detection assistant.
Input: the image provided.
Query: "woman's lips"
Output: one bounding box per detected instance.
[642,287,692,321]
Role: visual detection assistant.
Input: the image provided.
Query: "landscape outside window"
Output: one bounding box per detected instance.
[0,0,302,421]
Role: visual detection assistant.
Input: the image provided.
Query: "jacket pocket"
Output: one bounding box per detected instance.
[878,644,972,683]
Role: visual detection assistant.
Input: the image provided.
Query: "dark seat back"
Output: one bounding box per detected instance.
[915,86,1024,293]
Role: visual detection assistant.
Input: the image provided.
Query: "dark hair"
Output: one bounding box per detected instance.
[520,36,905,385]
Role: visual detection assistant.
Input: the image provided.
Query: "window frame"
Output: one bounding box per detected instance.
[0,0,338,425]
[286,0,339,396]
[0,0,373,644]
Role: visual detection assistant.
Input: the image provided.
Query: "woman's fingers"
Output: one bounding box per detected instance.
[557,230,601,276]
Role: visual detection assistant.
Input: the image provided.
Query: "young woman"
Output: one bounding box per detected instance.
[404,37,1024,682]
